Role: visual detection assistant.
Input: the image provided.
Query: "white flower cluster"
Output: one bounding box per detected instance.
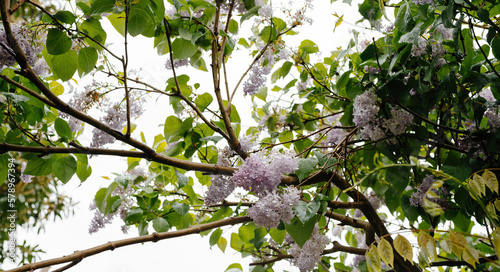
[289,225,330,272]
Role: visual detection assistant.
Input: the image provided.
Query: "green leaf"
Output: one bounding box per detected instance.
[293,200,321,224]
[399,23,423,45]
[53,155,77,183]
[197,93,213,112]
[269,228,286,244]
[299,39,319,54]
[46,28,72,55]
[54,118,73,139]
[50,50,78,81]
[76,161,92,182]
[78,47,98,74]
[172,38,198,60]
[90,0,116,15]
[208,207,233,223]
[295,157,318,182]
[210,228,223,247]
[175,168,189,189]
[284,217,316,248]
[0,155,9,186]
[54,11,77,24]
[24,157,53,176]
[171,202,189,216]
[152,217,170,232]
[107,12,126,36]
[395,3,414,33]
[125,208,144,223]
[79,18,107,49]
[128,6,153,36]
[228,19,239,34]
[491,37,500,59]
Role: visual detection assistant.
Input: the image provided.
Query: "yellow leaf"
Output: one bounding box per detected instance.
[450,232,467,260]
[468,174,485,197]
[439,238,452,253]
[494,199,500,212]
[101,176,110,180]
[492,228,500,259]
[462,245,479,269]
[483,169,499,194]
[156,142,167,152]
[217,237,227,253]
[418,232,437,262]
[423,198,443,217]
[122,123,137,134]
[50,81,64,95]
[394,235,413,265]
[335,15,343,28]
[366,245,382,272]
[377,237,394,268]
[487,202,498,220]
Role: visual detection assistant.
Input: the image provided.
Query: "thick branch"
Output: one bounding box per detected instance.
[250,241,366,266]
[5,216,251,272]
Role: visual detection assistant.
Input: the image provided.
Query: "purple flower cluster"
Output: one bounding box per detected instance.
[411,37,427,57]
[382,108,414,135]
[434,24,453,40]
[413,0,435,5]
[164,55,189,70]
[325,128,347,145]
[20,161,33,183]
[91,92,145,148]
[232,151,298,196]
[0,24,45,71]
[205,175,236,206]
[353,90,379,127]
[484,108,500,130]
[62,80,104,132]
[289,225,330,272]
[247,187,300,228]
[88,200,115,234]
[410,175,448,208]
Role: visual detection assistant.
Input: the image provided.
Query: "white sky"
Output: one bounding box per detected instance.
[3,1,373,271]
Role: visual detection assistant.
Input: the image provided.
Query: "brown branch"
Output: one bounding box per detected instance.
[8,0,25,14]
[5,216,251,272]
[250,241,366,266]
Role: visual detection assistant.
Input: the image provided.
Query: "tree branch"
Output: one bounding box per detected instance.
[5,216,251,272]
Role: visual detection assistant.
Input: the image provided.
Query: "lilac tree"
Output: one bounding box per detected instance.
[1,0,500,271]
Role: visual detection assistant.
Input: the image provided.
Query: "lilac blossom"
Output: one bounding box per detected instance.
[205,175,235,205]
[413,0,435,5]
[411,37,427,57]
[20,161,33,183]
[232,151,297,196]
[484,108,500,130]
[0,24,45,70]
[91,93,145,148]
[435,58,446,68]
[238,136,255,153]
[243,64,267,95]
[382,107,414,135]
[165,56,189,70]
[88,200,114,234]
[434,24,453,40]
[289,225,329,272]
[364,65,381,74]
[258,5,273,17]
[480,87,495,101]
[325,128,347,145]
[331,225,343,237]
[410,175,449,208]
[431,41,445,57]
[353,90,379,127]
[360,123,386,141]
[247,187,300,228]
